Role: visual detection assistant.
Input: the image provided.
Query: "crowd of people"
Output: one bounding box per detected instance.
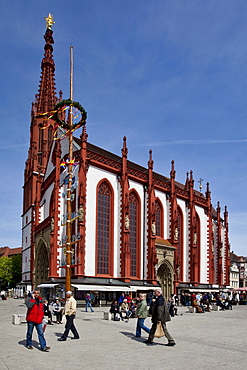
[180,292,235,313]
[23,287,243,351]
[23,287,177,350]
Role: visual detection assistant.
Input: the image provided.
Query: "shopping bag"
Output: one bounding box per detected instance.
[42,318,48,333]
[154,322,165,338]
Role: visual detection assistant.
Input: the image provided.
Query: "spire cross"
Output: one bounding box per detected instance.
[198,178,203,192]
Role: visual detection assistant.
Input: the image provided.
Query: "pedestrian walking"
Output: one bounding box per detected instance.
[85,293,94,312]
[144,288,176,346]
[25,289,50,351]
[135,293,150,338]
[58,291,79,341]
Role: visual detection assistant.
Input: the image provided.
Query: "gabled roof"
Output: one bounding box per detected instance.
[0,247,22,258]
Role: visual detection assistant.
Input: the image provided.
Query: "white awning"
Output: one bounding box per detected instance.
[72,284,135,292]
[187,288,219,293]
[72,284,107,291]
[103,286,135,292]
[130,286,158,291]
[37,284,58,288]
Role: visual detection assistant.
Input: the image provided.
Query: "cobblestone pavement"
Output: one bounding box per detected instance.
[0,298,246,370]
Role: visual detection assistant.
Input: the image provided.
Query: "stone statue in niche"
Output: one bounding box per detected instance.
[50,217,54,232]
[174,227,178,241]
[125,213,130,230]
[78,204,84,222]
[220,246,223,257]
[193,232,197,245]
[151,221,156,236]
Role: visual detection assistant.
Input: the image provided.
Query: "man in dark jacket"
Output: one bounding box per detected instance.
[25,289,50,351]
[144,288,176,346]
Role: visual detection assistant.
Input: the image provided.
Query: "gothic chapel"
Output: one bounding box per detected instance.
[21,22,230,297]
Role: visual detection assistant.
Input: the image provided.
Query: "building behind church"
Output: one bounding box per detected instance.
[21,22,231,298]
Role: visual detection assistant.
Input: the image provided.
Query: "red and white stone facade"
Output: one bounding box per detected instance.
[21,27,230,295]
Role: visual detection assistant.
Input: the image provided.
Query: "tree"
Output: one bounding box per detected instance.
[0,257,12,287]
[11,255,22,284]
[0,255,22,288]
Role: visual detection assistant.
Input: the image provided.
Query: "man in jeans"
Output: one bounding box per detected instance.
[25,289,50,351]
[58,291,79,341]
[135,293,150,338]
[85,293,94,312]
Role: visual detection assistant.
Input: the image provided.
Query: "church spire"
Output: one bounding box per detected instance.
[35,16,57,113]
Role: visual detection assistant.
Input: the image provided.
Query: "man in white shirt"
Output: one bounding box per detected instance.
[58,291,79,341]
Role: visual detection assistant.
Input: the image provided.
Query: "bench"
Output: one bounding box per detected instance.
[212,304,220,311]
[103,311,112,320]
[12,314,26,325]
[188,307,196,313]
[103,311,122,320]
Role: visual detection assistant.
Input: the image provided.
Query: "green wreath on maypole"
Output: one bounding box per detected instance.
[53,99,87,130]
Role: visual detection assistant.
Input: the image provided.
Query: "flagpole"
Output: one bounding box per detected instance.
[65,44,74,293]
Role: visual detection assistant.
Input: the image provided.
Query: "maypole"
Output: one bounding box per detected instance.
[41,14,87,293]
[65,44,74,293]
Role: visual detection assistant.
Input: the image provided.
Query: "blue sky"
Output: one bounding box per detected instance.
[0,0,246,256]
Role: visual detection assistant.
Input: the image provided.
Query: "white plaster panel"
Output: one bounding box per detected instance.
[45,140,55,180]
[40,185,53,222]
[22,209,33,276]
[177,199,189,282]
[195,205,208,284]
[155,190,169,238]
[86,166,120,277]
[128,180,145,279]
[22,248,31,274]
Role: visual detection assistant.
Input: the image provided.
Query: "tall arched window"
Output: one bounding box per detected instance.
[155,198,164,238]
[96,180,114,276]
[38,128,43,165]
[195,212,201,282]
[129,190,140,278]
[176,206,184,280]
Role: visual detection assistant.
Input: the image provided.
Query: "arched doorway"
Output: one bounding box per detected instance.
[35,241,49,287]
[157,260,174,298]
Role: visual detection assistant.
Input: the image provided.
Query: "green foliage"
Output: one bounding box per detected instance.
[0,255,22,288]
[11,255,22,284]
[0,257,12,285]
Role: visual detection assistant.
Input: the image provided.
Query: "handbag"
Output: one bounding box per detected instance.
[154,322,165,338]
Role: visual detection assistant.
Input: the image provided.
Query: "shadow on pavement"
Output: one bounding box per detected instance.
[18,339,40,349]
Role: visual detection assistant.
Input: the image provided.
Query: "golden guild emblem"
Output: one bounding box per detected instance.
[44,13,55,29]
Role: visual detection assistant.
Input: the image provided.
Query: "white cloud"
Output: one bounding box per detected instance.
[141,139,247,147]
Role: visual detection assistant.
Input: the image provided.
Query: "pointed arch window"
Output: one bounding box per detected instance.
[38,128,43,165]
[194,212,201,282]
[176,206,184,280]
[96,180,114,276]
[129,190,141,278]
[155,198,164,238]
[48,127,53,149]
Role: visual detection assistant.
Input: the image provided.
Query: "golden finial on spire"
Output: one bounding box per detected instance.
[44,13,55,29]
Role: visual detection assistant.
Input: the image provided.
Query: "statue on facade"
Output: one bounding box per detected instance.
[125,213,130,230]
[174,227,178,241]
[220,246,223,257]
[193,232,197,245]
[151,221,156,236]
[78,204,84,222]
[50,217,54,232]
